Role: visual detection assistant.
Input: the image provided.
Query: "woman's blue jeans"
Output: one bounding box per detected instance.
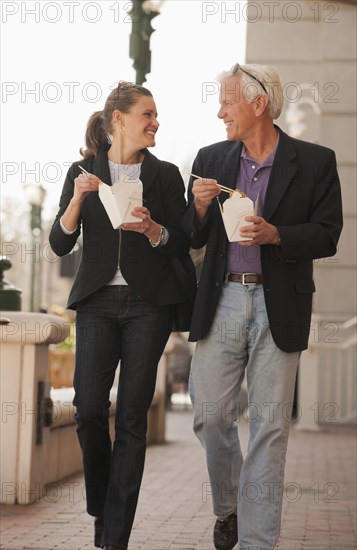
[73,286,173,549]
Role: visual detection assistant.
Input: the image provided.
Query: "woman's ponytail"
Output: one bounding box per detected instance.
[80,111,108,159]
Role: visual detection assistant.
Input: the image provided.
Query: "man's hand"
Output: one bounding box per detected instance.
[239,216,280,246]
[192,178,221,208]
[192,178,221,225]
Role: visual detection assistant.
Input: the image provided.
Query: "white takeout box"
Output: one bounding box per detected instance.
[98,176,143,229]
[218,193,259,242]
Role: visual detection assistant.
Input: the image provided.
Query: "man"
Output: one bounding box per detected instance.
[183,64,343,550]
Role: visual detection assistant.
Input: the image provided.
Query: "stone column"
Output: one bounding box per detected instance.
[245,0,356,314]
[1,312,70,504]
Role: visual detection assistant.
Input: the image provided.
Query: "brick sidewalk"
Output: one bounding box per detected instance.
[1,408,356,550]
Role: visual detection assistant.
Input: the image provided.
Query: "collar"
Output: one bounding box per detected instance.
[241,131,280,167]
[90,146,160,194]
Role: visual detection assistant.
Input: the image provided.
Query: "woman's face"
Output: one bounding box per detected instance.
[114,95,159,150]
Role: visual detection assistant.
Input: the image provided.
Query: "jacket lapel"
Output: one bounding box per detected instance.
[139,150,160,193]
[219,141,243,205]
[223,140,243,184]
[262,128,298,221]
[91,146,112,185]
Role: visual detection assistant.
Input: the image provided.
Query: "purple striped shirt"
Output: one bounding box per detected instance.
[226,134,279,274]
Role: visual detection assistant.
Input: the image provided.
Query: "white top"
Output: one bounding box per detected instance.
[107,161,142,285]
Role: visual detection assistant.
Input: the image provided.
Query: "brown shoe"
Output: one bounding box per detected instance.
[213,512,238,550]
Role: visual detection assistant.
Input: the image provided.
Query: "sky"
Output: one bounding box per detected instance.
[1,0,247,222]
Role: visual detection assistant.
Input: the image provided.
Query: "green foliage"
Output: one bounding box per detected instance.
[55,323,76,351]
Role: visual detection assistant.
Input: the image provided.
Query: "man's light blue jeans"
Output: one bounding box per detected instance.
[189,282,300,550]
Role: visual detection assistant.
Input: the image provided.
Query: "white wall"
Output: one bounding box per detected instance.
[245,0,357,315]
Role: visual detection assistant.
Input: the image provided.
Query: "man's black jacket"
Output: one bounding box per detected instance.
[182,128,343,352]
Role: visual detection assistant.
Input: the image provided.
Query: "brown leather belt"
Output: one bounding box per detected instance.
[228,272,263,285]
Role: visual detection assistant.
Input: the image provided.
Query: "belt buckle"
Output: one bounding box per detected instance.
[242,273,254,285]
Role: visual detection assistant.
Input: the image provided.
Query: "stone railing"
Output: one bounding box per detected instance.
[297,314,357,431]
[1,312,70,504]
[0,311,167,505]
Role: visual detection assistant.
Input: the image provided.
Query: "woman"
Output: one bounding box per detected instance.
[49,81,191,550]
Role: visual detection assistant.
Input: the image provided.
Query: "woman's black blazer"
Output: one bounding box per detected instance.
[49,146,190,309]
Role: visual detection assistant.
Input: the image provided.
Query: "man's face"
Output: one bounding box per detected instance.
[217,76,257,142]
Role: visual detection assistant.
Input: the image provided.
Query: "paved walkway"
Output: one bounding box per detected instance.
[1,407,356,550]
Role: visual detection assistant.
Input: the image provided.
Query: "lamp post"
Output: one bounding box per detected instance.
[285,83,321,139]
[129,0,165,85]
[23,183,46,312]
[0,256,22,311]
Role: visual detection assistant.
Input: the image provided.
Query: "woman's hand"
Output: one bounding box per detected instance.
[71,173,100,206]
[61,172,100,232]
[122,207,161,242]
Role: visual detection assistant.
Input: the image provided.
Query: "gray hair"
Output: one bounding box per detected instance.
[218,64,284,120]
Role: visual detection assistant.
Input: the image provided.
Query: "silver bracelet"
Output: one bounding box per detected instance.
[149,225,165,248]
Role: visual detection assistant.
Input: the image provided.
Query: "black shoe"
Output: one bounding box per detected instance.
[94,516,104,548]
[102,546,121,550]
[213,512,238,550]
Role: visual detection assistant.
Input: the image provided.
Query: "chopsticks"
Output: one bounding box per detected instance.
[189,173,247,198]
[79,165,105,186]
[79,165,90,175]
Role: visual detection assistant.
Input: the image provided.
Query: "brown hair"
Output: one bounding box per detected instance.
[80,81,153,158]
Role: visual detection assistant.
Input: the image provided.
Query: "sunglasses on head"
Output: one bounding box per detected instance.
[231,63,268,94]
